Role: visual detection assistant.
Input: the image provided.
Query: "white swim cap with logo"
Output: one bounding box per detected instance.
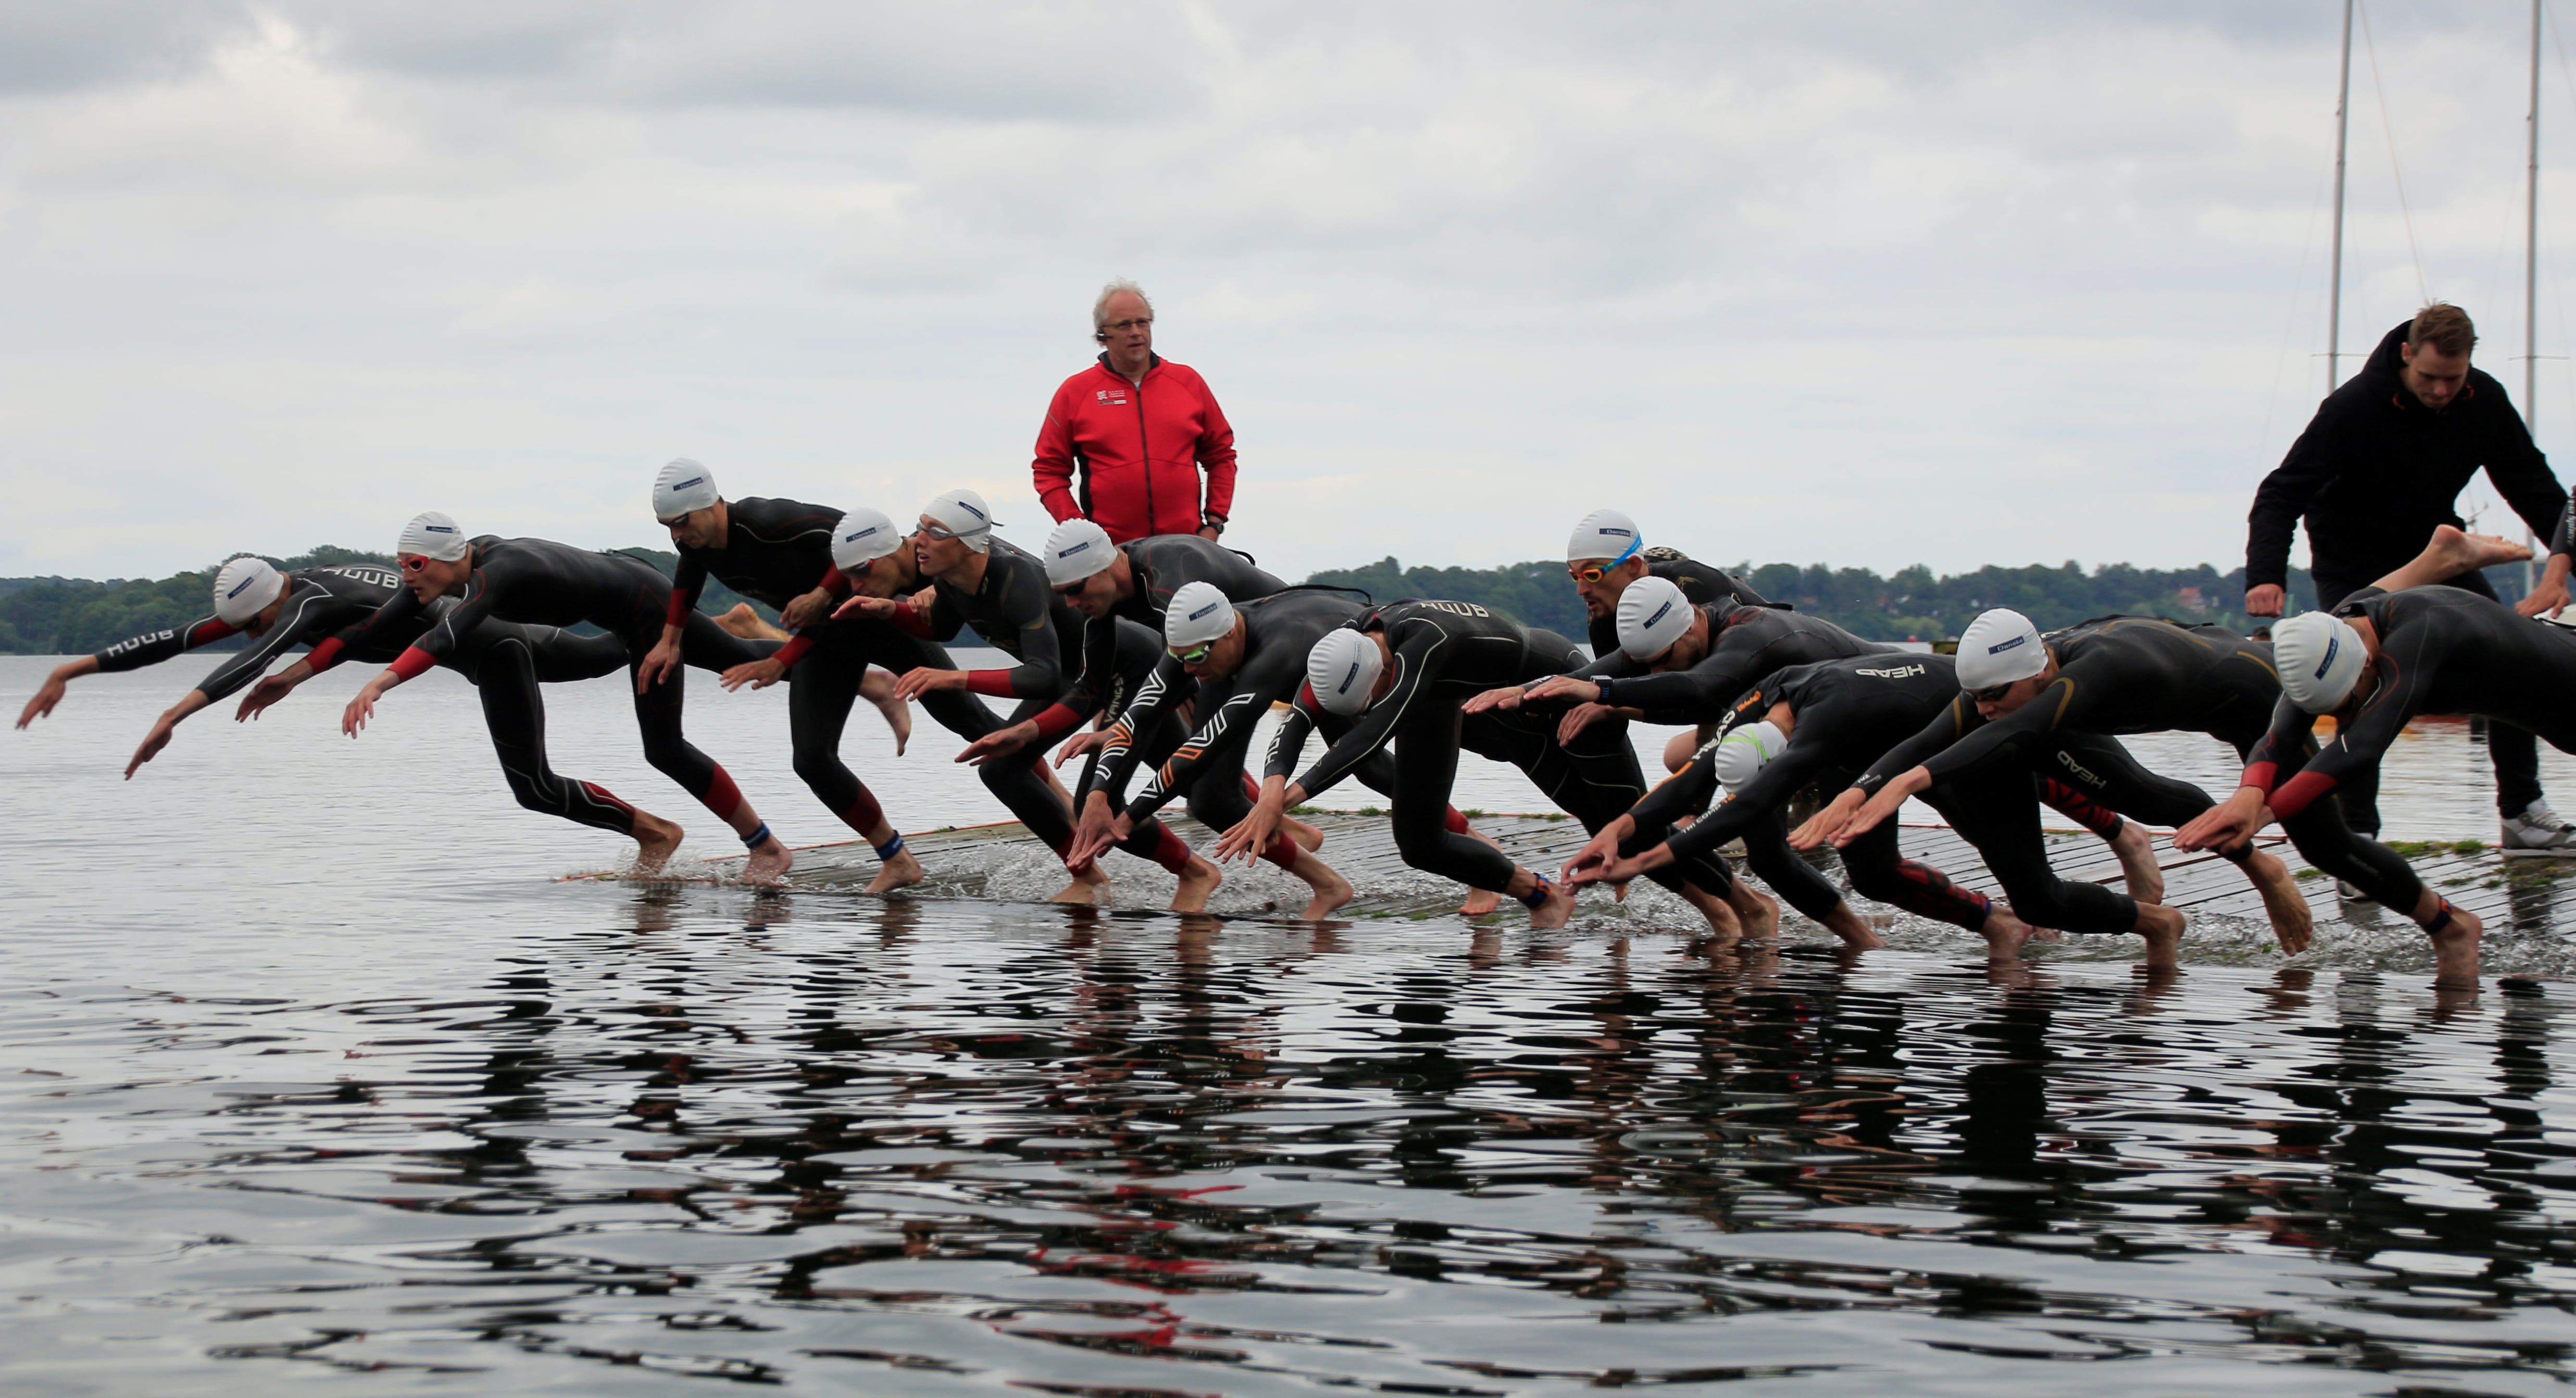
[1567,508,1646,565]
[1043,518,1116,587]
[1617,575,1694,660]
[211,556,284,626]
[1164,581,1236,650]
[397,510,472,562]
[830,508,905,570]
[652,458,719,520]
[1708,719,1787,795]
[1306,628,1385,716]
[1955,609,2047,690]
[923,488,999,553]
[2272,610,2367,713]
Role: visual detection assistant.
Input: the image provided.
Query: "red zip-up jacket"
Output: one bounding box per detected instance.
[1033,354,1239,543]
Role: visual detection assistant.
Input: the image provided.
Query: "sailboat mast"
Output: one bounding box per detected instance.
[2330,0,2355,394]
[2530,0,2543,588]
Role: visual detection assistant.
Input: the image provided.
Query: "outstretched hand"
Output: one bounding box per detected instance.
[237,673,299,721]
[958,722,1036,766]
[2518,578,2571,619]
[17,673,70,728]
[1461,685,1527,715]
[1559,818,1637,887]
[342,687,380,737]
[1556,702,1618,745]
[721,658,786,692]
[1054,729,1113,768]
[1215,783,1294,864]
[2176,788,2272,851]
[123,716,178,778]
[832,594,904,623]
[1789,787,1870,851]
[892,667,966,703]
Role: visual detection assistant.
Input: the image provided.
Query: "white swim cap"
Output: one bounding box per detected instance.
[1043,518,1116,587]
[1617,575,1694,660]
[2273,610,2367,713]
[923,488,998,553]
[1165,581,1236,650]
[1955,609,2047,690]
[652,458,719,520]
[397,510,472,562]
[211,556,284,626]
[1567,508,1646,565]
[1307,628,1385,715]
[1709,719,1787,795]
[830,507,905,570]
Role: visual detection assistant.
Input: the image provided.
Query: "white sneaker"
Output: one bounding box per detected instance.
[2500,801,2576,857]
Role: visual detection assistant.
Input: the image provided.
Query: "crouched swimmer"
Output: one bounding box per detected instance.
[337,512,795,880]
[1561,652,2216,960]
[836,489,1221,910]
[2180,528,2570,985]
[1798,609,2356,972]
[647,462,922,893]
[1219,599,1749,934]
[1558,508,1772,771]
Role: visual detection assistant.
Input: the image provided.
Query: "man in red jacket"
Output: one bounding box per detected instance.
[1033,280,1239,543]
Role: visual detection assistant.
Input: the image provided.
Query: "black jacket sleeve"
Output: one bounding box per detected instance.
[2246,409,2347,589]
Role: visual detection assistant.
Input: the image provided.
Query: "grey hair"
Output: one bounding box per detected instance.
[1092,278,1152,330]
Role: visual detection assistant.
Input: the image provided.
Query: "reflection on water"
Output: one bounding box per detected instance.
[3,891,2572,1395]
[7,657,2576,1394]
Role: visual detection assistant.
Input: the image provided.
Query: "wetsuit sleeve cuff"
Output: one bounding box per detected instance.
[2240,760,2278,796]
[2270,770,2336,821]
[965,669,1019,697]
[665,591,692,629]
[892,605,933,638]
[303,636,346,673]
[389,647,439,682]
[1031,703,1083,740]
[817,562,848,596]
[773,634,816,670]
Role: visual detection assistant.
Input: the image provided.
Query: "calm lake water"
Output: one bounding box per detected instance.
[5,653,2574,1395]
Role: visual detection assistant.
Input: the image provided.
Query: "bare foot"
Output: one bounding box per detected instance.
[1285,815,1324,852]
[744,837,794,885]
[1051,863,1109,905]
[2427,901,2483,987]
[865,846,923,895]
[2110,821,2165,903]
[1170,854,1221,913]
[632,813,684,875]
[1728,883,1780,940]
[716,602,791,643]
[2426,523,2533,575]
[2134,902,2185,970]
[2240,848,2313,954]
[1820,905,1885,951]
[1296,858,1356,919]
[1528,878,1577,930]
[1980,910,2035,962]
[1458,886,1502,916]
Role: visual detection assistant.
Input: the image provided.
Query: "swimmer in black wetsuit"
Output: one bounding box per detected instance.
[1798,609,2381,972]
[1558,508,1770,772]
[2181,526,2558,984]
[337,512,795,879]
[1467,575,1892,941]
[645,462,922,893]
[1217,599,1748,934]
[836,490,1221,911]
[17,558,630,803]
[1557,652,2285,960]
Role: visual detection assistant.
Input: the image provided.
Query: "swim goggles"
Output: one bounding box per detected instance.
[1566,534,1645,584]
[1168,639,1217,664]
[1966,681,2019,703]
[919,522,972,543]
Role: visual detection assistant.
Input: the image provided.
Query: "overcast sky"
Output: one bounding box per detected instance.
[4,1,2573,582]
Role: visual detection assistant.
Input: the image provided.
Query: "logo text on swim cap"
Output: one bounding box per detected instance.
[1059,541,1091,558]
[1986,634,2026,654]
[1598,527,1632,538]
[2316,634,2340,680]
[670,476,705,493]
[1188,601,1221,621]
[225,574,258,598]
[1644,599,1674,628]
[957,500,986,521]
[1338,661,1361,692]
[425,524,457,534]
[845,525,879,541]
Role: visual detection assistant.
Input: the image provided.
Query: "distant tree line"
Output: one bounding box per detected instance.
[2,544,2534,657]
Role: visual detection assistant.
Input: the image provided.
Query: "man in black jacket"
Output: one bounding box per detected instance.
[2244,303,2574,853]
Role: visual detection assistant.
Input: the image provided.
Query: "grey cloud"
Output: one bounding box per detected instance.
[0,0,242,94]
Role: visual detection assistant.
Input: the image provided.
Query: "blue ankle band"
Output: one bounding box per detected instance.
[1518,877,1553,911]
[742,822,772,850]
[873,833,905,861]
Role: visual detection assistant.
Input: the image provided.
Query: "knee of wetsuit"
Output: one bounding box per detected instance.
[1391,815,1449,864]
[790,744,844,789]
[1184,784,1248,834]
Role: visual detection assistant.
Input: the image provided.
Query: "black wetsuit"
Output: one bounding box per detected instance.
[94,563,633,832]
[922,539,1185,868]
[670,496,924,837]
[1854,616,2415,932]
[1578,602,1885,721]
[336,537,774,827]
[1580,550,1770,663]
[2249,588,2576,856]
[2249,320,2566,830]
[1630,654,2144,931]
[1057,534,1285,735]
[1263,600,1739,900]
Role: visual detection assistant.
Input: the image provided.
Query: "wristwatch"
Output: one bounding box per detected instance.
[1204,515,1227,536]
